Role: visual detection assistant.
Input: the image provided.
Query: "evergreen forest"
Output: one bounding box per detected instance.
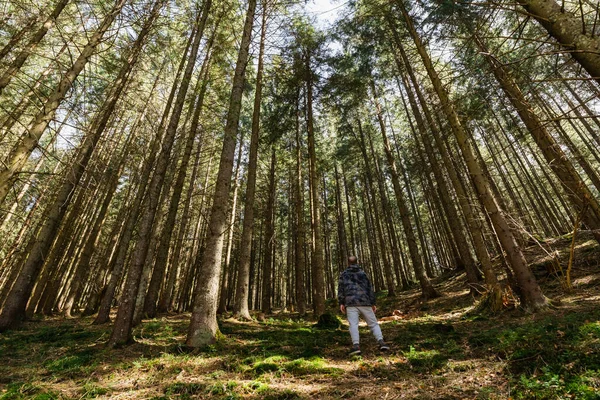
[1,0,599,398]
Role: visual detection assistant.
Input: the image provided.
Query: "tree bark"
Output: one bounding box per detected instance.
[233,4,267,320]
[305,48,326,317]
[186,0,256,347]
[261,146,277,314]
[0,17,36,60]
[108,0,211,346]
[517,0,600,85]
[294,90,307,315]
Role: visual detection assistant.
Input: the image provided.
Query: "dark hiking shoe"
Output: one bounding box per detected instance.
[378,340,390,351]
[348,344,361,356]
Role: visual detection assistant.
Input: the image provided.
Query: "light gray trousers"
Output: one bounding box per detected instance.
[346,306,383,344]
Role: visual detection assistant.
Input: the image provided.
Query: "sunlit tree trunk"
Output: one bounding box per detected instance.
[0,17,36,60]
[516,0,600,85]
[0,42,68,143]
[333,164,349,273]
[233,4,267,320]
[186,0,256,347]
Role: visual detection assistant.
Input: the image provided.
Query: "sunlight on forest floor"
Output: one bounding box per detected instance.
[1,235,599,399]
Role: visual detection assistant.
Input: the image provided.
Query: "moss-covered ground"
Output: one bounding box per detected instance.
[1,234,599,399]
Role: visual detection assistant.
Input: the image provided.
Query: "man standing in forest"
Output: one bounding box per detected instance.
[338,256,389,355]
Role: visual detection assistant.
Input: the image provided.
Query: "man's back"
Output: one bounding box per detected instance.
[338,264,375,307]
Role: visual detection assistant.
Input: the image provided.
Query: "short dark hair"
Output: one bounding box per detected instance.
[348,255,358,264]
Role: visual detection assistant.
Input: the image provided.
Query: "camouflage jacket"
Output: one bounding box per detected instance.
[337,264,376,307]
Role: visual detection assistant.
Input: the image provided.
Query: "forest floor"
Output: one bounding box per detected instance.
[1,232,600,399]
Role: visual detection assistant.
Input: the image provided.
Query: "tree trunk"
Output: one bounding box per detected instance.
[233,4,266,320]
[0,17,36,60]
[217,137,243,315]
[108,0,211,346]
[294,90,307,315]
[305,49,326,317]
[333,164,349,273]
[517,0,600,85]
[186,0,256,347]
[262,146,277,314]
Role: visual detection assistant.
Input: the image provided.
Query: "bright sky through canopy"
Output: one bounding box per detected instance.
[305,0,342,28]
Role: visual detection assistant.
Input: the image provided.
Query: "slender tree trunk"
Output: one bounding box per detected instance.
[233,4,266,320]
[0,42,69,141]
[333,164,349,273]
[0,17,36,60]
[109,0,211,346]
[218,134,244,314]
[262,146,277,314]
[186,0,256,347]
[304,49,326,317]
[158,129,207,314]
[294,90,307,315]
[321,174,336,298]
[342,170,357,257]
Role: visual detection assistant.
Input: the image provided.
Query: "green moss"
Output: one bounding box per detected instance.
[0,383,58,400]
[404,346,447,372]
[164,382,206,395]
[514,368,600,399]
[262,389,303,400]
[44,349,95,374]
[80,383,109,398]
[314,312,342,329]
